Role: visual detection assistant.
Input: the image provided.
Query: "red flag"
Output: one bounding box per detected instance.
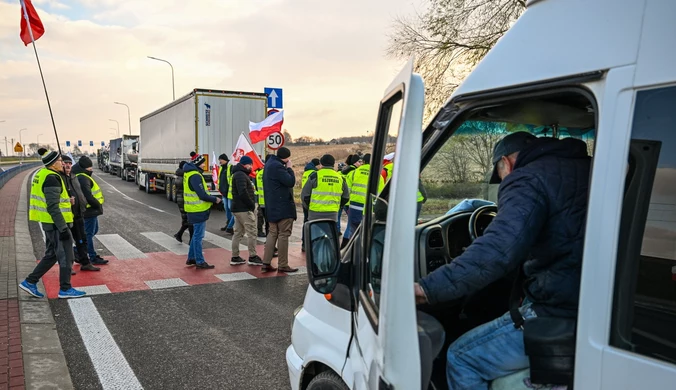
[231,134,264,171]
[248,110,283,144]
[20,0,45,46]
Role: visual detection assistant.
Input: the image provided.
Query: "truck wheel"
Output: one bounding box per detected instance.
[145,175,151,194]
[306,371,348,390]
[171,182,177,203]
[122,169,127,182]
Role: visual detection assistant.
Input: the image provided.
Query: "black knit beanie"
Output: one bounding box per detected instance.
[38,148,60,167]
[79,156,93,169]
[277,147,291,159]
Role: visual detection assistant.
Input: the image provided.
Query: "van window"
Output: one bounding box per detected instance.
[610,86,676,364]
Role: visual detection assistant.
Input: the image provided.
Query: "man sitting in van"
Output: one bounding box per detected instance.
[414,132,591,389]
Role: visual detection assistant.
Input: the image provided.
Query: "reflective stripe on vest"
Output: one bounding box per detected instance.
[183,171,212,213]
[226,165,234,200]
[348,164,371,205]
[75,173,105,207]
[309,169,343,213]
[29,168,74,224]
[301,169,314,189]
[256,169,265,206]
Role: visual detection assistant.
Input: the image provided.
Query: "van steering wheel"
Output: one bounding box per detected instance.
[468,205,498,242]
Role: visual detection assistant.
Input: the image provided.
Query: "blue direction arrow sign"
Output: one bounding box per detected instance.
[101,141,105,146]
[90,141,94,147]
[66,141,71,147]
[264,87,283,109]
[77,140,82,147]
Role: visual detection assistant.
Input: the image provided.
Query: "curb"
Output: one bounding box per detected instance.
[15,170,74,389]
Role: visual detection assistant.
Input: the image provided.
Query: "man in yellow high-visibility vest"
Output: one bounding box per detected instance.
[185,152,222,269]
[218,153,235,234]
[342,153,384,248]
[301,154,349,234]
[300,158,320,252]
[20,148,86,299]
[73,156,108,265]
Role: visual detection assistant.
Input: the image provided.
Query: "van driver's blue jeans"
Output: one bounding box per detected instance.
[447,302,537,390]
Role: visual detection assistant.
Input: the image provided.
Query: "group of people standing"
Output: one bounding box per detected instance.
[20,148,107,299]
[174,147,300,273]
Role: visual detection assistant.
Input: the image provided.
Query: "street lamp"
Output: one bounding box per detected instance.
[19,128,27,157]
[108,119,120,137]
[114,102,132,135]
[147,56,175,100]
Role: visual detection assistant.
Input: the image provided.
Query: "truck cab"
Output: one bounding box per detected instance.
[286,0,676,389]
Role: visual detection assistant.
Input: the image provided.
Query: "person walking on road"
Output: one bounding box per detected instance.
[20,148,86,299]
[262,147,298,273]
[342,153,383,249]
[301,154,349,224]
[184,152,221,269]
[218,154,235,234]
[255,156,270,238]
[63,155,100,273]
[229,156,264,266]
[73,156,108,266]
[300,158,320,252]
[173,161,194,243]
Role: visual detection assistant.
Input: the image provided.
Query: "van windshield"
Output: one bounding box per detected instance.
[418,119,595,221]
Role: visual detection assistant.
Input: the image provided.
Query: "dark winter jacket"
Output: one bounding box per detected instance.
[263,155,297,222]
[175,167,187,215]
[41,169,71,232]
[419,137,591,318]
[341,164,357,176]
[72,164,103,219]
[67,173,87,218]
[183,162,219,224]
[231,164,256,212]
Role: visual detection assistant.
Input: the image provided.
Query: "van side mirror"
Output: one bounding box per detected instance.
[304,220,341,295]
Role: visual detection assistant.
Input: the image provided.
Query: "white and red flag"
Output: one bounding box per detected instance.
[20,0,45,46]
[231,134,264,171]
[248,110,283,144]
[211,151,219,185]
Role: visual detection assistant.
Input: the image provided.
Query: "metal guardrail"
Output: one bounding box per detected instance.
[0,163,41,190]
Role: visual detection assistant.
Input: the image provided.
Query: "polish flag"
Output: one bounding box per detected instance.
[249,110,283,144]
[231,134,264,171]
[20,0,45,46]
[211,151,219,185]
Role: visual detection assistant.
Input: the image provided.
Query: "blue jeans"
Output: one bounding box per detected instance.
[188,221,206,264]
[84,217,99,260]
[226,199,235,229]
[446,303,537,390]
[344,205,363,240]
[336,206,343,233]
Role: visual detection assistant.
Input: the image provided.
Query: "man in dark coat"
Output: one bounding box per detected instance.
[173,161,193,243]
[261,147,298,273]
[414,132,591,389]
[63,155,100,272]
[229,156,263,266]
[218,153,235,234]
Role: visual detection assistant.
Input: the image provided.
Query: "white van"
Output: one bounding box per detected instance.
[286,0,676,389]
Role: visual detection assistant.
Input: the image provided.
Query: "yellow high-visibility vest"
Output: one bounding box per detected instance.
[256,169,265,206]
[183,171,212,213]
[301,169,314,189]
[348,164,372,206]
[309,169,343,213]
[383,162,394,183]
[29,168,74,224]
[75,173,105,207]
[226,165,234,200]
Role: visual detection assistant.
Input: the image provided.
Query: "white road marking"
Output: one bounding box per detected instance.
[68,298,144,390]
[78,285,112,295]
[203,231,248,252]
[145,278,189,290]
[96,234,147,259]
[215,272,257,282]
[94,174,167,214]
[140,232,189,255]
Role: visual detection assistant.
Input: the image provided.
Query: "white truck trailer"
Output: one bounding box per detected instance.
[108,135,139,180]
[137,88,267,201]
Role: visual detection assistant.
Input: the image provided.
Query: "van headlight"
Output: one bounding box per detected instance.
[292,305,303,332]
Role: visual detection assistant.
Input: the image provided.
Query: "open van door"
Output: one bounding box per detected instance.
[346,58,426,389]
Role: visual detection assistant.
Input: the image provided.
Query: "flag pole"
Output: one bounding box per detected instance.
[20,0,61,155]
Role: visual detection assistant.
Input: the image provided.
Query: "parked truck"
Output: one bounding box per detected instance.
[137,88,267,201]
[108,135,139,181]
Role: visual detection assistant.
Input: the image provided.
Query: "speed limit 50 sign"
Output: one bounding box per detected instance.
[266,131,285,150]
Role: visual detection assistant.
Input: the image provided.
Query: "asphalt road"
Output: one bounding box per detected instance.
[27,167,310,389]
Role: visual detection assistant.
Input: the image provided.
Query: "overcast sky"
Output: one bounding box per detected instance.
[0,0,424,151]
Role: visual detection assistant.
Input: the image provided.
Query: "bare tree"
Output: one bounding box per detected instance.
[283,130,293,145]
[388,0,526,123]
[430,138,473,183]
[456,122,505,180]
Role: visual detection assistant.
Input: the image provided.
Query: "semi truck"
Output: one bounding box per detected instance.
[137,88,267,201]
[108,135,139,181]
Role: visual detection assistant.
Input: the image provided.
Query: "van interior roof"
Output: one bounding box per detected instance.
[472,92,595,131]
